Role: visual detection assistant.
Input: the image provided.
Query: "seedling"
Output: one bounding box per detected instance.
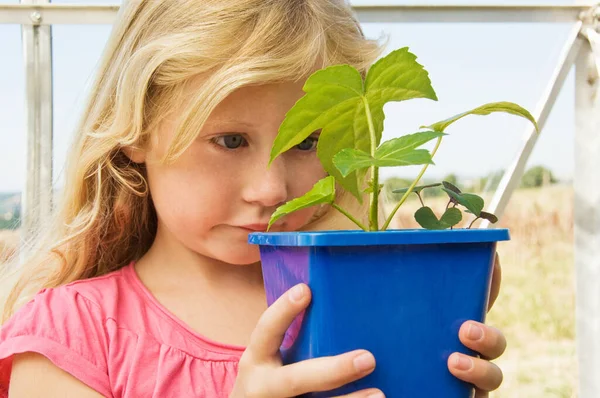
[393,181,500,230]
[268,47,539,231]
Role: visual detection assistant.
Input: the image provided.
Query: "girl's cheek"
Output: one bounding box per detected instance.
[283,207,319,231]
[287,154,326,179]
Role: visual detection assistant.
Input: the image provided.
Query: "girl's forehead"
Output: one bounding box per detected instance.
[204,81,307,116]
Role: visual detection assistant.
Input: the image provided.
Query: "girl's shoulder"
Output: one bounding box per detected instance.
[3,262,246,358]
[0,262,171,347]
[0,263,133,341]
[3,262,141,332]
[56,262,141,320]
[0,263,244,397]
[0,267,132,397]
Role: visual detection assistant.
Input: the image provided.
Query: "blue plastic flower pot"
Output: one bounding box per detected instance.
[248,229,509,397]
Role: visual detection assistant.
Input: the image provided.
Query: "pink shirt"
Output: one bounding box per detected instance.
[0,263,245,397]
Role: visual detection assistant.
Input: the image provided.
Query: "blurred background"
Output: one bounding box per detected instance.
[2,1,598,397]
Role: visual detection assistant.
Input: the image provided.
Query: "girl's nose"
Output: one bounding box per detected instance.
[242,157,288,208]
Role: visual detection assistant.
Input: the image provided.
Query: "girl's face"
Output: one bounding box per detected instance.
[140,80,326,265]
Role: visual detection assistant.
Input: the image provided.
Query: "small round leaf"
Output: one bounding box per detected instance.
[414,206,461,230]
[415,207,444,230]
[441,188,484,216]
[479,211,499,224]
[440,207,463,228]
[442,181,461,194]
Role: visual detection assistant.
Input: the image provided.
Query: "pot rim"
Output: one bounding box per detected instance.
[248,228,510,247]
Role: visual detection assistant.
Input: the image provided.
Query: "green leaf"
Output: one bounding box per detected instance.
[268,176,335,229]
[376,149,433,167]
[423,101,539,133]
[442,180,462,194]
[442,188,485,216]
[392,183,441,195]
[441,207,463,227]
[332,130,442,177]
[353,99,385,149]
[270,65,364,162]
[414,207,440,230]
[333,148,433,178]
[363,48,438,148]
[317,107,369,199]
[479,211,499,224]
[332,149,373,177]
[365,47,438,106]
[376,131,445,159]
[414,207,462,230]
[270,48,438,201]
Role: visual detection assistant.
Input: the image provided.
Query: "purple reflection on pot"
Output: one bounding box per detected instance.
[260,246,309,351]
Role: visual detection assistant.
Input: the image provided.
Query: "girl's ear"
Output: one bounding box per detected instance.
[122,146,146,164]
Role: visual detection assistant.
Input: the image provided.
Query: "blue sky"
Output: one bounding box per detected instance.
[0,0,579,192]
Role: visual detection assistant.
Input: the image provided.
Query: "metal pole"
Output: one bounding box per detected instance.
[354,4,595,24]
[0,4,119,25]
[480,21,584,227]
[575,13,600,398]
[582,26,600,78]
[0,3,593,25]
[20,0,53,240]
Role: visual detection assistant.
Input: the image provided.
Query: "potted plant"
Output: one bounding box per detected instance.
[248,47,538,397]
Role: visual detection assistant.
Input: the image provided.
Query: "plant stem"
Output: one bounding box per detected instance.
[332,203,368,231]
[468,217,480,229]
[370,169,380,231]
[363,97,379,231]
[381,136,443,231]
[417,192,425,207]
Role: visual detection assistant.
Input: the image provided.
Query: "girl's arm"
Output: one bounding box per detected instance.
[9,353,104,398]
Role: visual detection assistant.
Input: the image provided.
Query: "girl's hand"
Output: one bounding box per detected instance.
[448,321,506,397]
[230,283,384,398]
[448,253,506,397]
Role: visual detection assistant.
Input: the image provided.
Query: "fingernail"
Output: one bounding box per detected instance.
[289,284,305,303]
[368,392,385,398]
[467,324,483,341]
[454,354,473,371]
[353,352,375,372]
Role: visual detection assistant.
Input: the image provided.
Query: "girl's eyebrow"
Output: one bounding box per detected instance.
[204,118,256,129]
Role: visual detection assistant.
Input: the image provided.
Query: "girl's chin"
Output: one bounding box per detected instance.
[218,246,261,266]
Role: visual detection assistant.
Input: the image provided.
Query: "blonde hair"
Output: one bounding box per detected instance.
[1,0,383,322]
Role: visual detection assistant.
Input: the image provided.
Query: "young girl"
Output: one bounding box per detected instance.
[0,1,506,397]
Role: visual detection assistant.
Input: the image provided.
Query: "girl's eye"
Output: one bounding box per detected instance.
[296,136,318,151]
[214,134,247,149]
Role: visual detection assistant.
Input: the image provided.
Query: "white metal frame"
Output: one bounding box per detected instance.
[0,3,596,24]
[1,2,599,396]
[482,20,585,225]
[13,0,54,238]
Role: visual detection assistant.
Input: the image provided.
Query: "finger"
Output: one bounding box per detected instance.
[264,350,376,397]
[459,321,507,360]
[333,388,385,398]
[487,252,501,311]
[447,353,503,392]
[248,283,311,361]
